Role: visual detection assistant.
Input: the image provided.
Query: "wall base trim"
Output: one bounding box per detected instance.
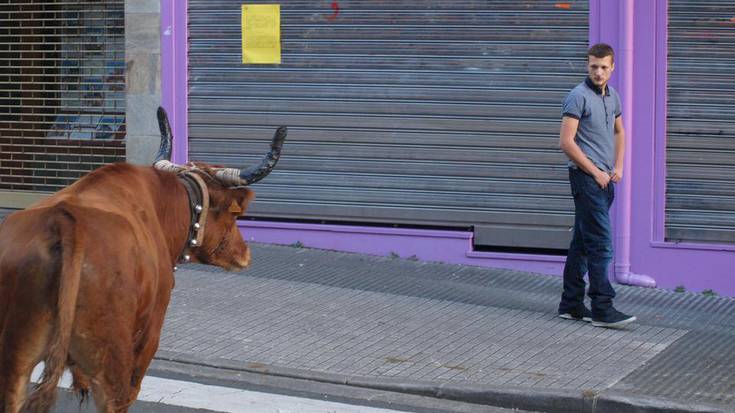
[239,220,565,276]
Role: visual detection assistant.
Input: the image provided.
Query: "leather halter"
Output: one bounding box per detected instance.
[174,171,209,268]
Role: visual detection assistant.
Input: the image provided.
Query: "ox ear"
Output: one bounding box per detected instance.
[228,200,243,215]
[229,188,255,216]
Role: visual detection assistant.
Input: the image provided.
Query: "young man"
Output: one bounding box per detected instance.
[557,43,636,328]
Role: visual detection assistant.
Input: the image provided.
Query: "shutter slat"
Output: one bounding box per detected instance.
[188,0,588,250]
[666,0,735,244]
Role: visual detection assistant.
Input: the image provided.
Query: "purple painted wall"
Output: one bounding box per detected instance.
[161,0,735,296]
[627,0,735,295]
[592,0,734,295]
[160,0,188,165]
[239,220,566,275]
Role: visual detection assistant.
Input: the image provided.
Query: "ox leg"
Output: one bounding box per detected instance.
[69,335,135,413]
[89,372,134,412]
[1,370,30,413]
[81,341,138,413]
[81,318,169,412]
[116,310,170,410]
[69,362,91,406]
[2,353,43,413]
[127,277,174,404]
[1,316,53,413]
[80,334,155,413]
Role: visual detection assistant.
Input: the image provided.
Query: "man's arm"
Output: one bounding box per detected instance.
[559,116,611,189]
[610,115,625,183]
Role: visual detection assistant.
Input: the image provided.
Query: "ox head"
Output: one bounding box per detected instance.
[152,107,286,270]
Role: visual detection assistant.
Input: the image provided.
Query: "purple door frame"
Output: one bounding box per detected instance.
[161,0,735,296]
[590,0,657,289]
[160,0,188,165]
[629,0,735,295]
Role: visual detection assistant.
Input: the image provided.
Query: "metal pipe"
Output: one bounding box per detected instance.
[614,0,656,288]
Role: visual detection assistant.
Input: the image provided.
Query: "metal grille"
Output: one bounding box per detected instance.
[188,0,589,250]
[666,1,735,244]
[0,0,126,192]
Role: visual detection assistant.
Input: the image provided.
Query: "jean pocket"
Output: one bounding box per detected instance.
[570,179,580,197]
[609,182,615,201]
[582,171,603,192]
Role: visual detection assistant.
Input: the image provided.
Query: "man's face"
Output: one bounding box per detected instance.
[587,55,614,87]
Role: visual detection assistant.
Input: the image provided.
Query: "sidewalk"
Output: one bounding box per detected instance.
[155,243,735,413]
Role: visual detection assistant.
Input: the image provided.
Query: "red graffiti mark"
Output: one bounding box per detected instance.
[730,16,735,23]
[327,1,340,20]
[555,3,572,9]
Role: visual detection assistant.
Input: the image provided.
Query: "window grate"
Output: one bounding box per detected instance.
[0,0,125,192]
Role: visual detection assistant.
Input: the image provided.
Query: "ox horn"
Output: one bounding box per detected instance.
[214,126,287,187]
[154,107,172,162]
[153,107,186,173]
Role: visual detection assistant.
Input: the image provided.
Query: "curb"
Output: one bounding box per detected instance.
[154,350,730,413]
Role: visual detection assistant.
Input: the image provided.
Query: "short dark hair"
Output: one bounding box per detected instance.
[587,43,615,63]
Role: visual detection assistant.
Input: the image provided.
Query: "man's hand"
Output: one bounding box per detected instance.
[610,167,623,183]
[594,170,612,189]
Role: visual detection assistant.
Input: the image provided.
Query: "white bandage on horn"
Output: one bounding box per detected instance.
[154,160,187,174]
[215,168,243,186]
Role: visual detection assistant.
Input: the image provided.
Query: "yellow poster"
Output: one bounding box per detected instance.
[241,4,281,64]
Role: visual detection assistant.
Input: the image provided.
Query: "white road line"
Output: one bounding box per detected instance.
[32,364,411,413]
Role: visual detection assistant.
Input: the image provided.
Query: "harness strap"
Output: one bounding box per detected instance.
[175,171,209,266]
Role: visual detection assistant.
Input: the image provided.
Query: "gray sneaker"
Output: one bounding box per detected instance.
[591,310,637,328]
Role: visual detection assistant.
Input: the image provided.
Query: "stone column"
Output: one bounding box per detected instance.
[125,0,162,164]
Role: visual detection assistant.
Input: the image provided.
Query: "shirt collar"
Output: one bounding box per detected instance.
[585,77,609,96]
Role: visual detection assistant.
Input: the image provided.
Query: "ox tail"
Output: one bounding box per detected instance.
[25,207,85,412]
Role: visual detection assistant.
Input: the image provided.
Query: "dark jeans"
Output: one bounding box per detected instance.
[559,167,616,319]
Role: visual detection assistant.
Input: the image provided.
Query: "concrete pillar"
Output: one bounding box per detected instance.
[125,0,162,164]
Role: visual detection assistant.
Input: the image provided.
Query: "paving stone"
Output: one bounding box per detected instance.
[161,269,683,394]
[150,244,735,409]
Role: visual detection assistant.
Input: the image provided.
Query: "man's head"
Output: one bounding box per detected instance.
[587,43,615,88]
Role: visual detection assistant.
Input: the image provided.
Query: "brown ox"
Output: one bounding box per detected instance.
[0,108,286,412]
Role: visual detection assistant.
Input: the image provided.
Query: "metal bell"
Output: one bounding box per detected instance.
[183,254,191,262]
[190,239,198,247]
[194,205,203,213]
[193,222,201,230]
[173,266,178,272]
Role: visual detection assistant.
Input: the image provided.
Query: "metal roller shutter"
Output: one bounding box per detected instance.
[666,1,735,244]
[188,0,589,250]
[0,0,126,194]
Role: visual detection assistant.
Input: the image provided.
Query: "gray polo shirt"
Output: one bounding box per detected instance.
[562,78,622,172]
